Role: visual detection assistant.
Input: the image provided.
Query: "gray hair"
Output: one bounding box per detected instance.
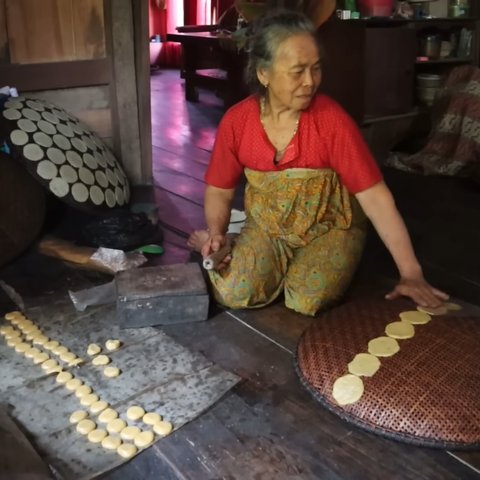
[244,10,321,95]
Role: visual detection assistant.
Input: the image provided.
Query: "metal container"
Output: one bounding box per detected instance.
[420,34,442,59]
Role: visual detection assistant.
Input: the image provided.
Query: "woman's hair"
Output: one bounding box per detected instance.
[244,9,321,95]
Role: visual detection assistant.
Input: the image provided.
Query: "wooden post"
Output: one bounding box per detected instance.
[104,0,152,186]
[0,0,10,63]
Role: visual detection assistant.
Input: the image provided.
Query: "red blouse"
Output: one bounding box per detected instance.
[205,94,382,194]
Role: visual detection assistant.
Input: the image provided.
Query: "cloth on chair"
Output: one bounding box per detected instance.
[386,65,480,184]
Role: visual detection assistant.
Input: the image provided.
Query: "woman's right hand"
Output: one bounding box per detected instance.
[201,234,232,271]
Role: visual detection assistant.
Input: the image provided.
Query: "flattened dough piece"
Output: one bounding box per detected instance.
[76,419,96,435]
[88,428,108,444]
[134,430,154,448]
[120,426,141,441]
[347,353,381,377]
[445,302,462,311]
[80,393,99,407]
[33,352,50,365]
[332,374,364,406]
[90,400,109,415]
[56,371,73,384]
[143,412,162,425]
[153,421,173,437]
[92,354,110,366]
[87,343,101,356]
[44,340,60,351]
[417,305,448,316]
[107,418,127,434]
[102,435,122,450]
[105,339,121,351]
[75,385,92,398]
[368,336,400,357]
[66,378,83,391]
[399,310,431,325]
[117,443,138,459]
[126,406,145,421]
[5,311,24,320]
[98,408,119,424]
[104,366,120,378]
[70,410,88,424]
[385,321,415,340]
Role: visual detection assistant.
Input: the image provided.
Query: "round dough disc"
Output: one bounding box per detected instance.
[134,430,154,448]
[385,321,415,340]
[88,428,108,444]
[153,421,173,437]
[107,418,127,434]
[98,408,119,424]
[76,419,96,435]
[332,374,364,406]
[44,340,60,351]
[56,371,73,384]
[66,378,84,391]
[75,385,93,398]
[105,339,121,351]
[70,410,88,424]
[368,336,400,357]
[90,400,109,415]
[417,305,448,316]
[80,393,99,407]
[87,343,101,356]
[104,366,121,378]
[399,310,431,325]
[33,352,50,365]
[101,435,122,451]
[120,426,141,441]
[92,354,110,366]
[117,443,138,459]
[127,406,145,421]
[143,412,162,426]
[347,353,381,377]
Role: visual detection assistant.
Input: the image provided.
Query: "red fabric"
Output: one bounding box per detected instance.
[205,94,383,194]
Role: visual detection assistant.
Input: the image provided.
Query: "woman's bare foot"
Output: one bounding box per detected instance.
[187,230,209,252]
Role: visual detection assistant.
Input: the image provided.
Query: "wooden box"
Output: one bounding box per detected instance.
[116,263,209,328]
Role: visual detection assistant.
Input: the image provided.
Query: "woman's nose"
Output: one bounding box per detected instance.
[303,70,313,86]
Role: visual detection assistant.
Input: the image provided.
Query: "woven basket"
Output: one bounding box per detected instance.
[295,299,480,449]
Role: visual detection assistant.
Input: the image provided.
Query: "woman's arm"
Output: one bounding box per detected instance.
[355,181,448,307]
[202,185,236,261]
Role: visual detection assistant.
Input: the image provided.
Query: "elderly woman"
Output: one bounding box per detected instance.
[189,10,448,316]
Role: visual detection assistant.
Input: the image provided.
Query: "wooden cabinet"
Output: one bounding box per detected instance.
[317,17,480,125]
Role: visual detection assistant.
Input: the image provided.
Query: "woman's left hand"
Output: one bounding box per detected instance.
[385,277,449,308]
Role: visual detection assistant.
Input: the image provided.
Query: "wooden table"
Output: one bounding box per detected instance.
[166,31,248,107]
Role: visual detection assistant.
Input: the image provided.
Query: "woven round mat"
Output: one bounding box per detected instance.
[295,299,480,449]
[0,96,130,211]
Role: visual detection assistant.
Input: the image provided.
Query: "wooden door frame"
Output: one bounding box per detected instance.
[104,0,152,186]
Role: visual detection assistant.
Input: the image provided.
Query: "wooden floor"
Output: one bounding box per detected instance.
[1,69,480,479]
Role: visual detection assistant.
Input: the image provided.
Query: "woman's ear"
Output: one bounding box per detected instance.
[257,68,269,89]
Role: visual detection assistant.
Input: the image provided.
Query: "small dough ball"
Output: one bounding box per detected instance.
[76,419,96,435]
[368,336,400,357]
[5,311,24,320]
[98,408,119,424]
[69,410,88,424]
[41,359,59,371]
[68,357,84,367]
[142,412,162,425]
[75,385,92,398]
[80,393,99,407]
[66,378,84,391]
[399,310,431,325]
[44,340,60,351]
[32,335,49,346]
[107,418,127,434]
[332,374,364,406]
[15,343,30,354]
[7,338,22,348]
[127,406,145,421]
[56,371,73,384]
[105,339,122,351]
[5,330,22,340]
[52,346,69,356]
[385,321,415,340]
[102,435,122,450]
[60,352,77,363]
[417,305,448,316]
[120,426,141,441]
[87,343,101,356]
[347,353,381,377]
[104,366,121,378]
[153,421,173,437]
[117,443,138,459]
[88,428,108,444]
[33,352,50,365]
[90,400,109,415]
[92,354,110,366]
[134,430,154,448]
[25,347,41,359]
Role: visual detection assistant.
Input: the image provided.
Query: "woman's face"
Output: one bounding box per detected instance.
[258,33,322,111]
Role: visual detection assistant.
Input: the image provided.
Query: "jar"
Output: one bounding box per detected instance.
[448,0,470,18]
